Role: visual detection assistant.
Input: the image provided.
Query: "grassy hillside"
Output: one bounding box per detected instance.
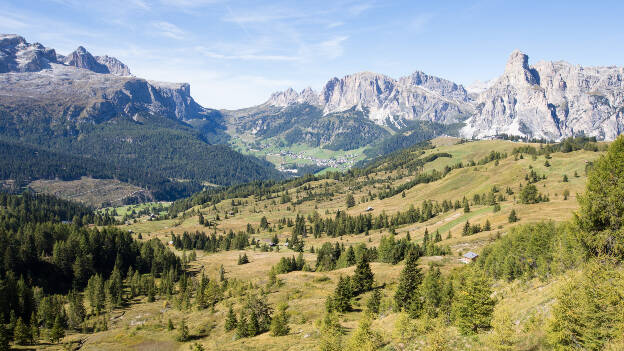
[39,137,600,351]
[15,136,616,351]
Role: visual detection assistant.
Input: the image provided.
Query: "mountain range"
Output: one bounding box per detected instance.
[1,33,623,202]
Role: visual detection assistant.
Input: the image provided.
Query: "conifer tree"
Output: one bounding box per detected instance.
[14,317,31,345]
[176,319,189,342]
[0,322,8,351]
[344,316,383,351]
[452,271,495,334]
[270,303,290,336]
[328,276,352,313]
[508,209,518,223]
[366,289,382,315]
[394,249,423,312]
[49,314,65,343]
[319,312,343,351]
[351,257,374,295]
[236,311,248,338]
[486,306,518,351]
[576,136,624,258]
[422,267,442,317]
[346,194,356,208]
[225,306,238,332]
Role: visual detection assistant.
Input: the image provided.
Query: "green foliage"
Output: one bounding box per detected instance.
[270,303,290,336]
[508,209,518,223]
[344,316,383,351]
[576,136,624,258]
[237,253,249,265]
[366,289,382,316]
[225,306,237,332]
[547,259,624,350]
[478,222,584,281]
[176,319,190,342]
[318,312,343,351]
[452,271,495,335]
[486,306,519,351]
[327,276,353,313]
[520,184,549,204]
[346,194,356,208]
[351,257,374,295]
[394,250,423,313]
[49,314,65,343]
[14,317,32,345]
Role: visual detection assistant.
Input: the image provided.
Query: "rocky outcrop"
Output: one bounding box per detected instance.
[266,71,473,127]
[0,34,57,73]
[95,55,131,76]
[0,34,209,124]
[462,50,624,140]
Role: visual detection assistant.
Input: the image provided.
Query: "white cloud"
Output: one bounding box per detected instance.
[0,14,28,30]
[315,35,349,60]
[348,2,373,16]
[152,21,186,40]
[195,46,298,61]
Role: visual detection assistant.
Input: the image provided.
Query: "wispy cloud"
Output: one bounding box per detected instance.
[315,35,349,60]
[0,14,28,30]
[152,21,186,40]
[195,46,299,61]
[348,2,373,16]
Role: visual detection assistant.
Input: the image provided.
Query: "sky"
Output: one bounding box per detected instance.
[1,0,623,109]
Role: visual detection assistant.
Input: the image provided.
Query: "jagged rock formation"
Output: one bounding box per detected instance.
[0,34,57,73]
[462,50,624,140]
[266,71,473,127]
[0,34,210,124]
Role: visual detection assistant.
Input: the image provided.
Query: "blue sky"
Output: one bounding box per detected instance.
[1,0,623,109]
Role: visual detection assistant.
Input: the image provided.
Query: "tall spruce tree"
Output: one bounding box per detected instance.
[394,249,423,313]
[351,257,374,295]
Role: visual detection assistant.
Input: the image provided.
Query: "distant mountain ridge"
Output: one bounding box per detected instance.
[0,34,282,200]
[266,70,473,127]
[263,51,624,141]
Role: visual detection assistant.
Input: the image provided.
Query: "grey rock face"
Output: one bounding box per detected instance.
[462,50,624,140]
[0,34,57,73]
[267,71,473,127]
[95,55,131,76]
[0,34,208,124]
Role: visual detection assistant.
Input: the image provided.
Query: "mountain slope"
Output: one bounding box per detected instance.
[462,50,624,140]
[0,34,280,200]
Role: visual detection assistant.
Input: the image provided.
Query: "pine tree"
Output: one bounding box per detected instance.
[366,289,382,315]
[237,253,249,265]
[176,319,189,342]
[486,306,518,351]
[394,249,423,312]
[236,311,248,338]
[167,318,174,331]
[508,209,518,223]
[329,276,353,313]
[49,314,65,343]
[0,322,8,351]
[422,267,442,317]
[452,271,496,334]
[562,174,568,182]
[346,194,356,208]
[351,257,374,295]
[576,136,624,258]
[225,306,238,331]
[270,302,290,336]
[14,317,31,345]
[463,201,471,213]
[344,316,383,351]
[484,219,492,231]
[319,312,343,351]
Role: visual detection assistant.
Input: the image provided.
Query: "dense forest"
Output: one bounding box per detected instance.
[0,108,283,200]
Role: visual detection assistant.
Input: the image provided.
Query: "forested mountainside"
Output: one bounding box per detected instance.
[0,35,282,203]
[3,135,624,350]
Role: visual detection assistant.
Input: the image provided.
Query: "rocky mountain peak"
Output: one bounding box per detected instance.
[503,50,539,86]
[63,46,109,74]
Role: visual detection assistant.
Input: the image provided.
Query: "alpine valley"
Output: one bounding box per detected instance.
[1,33,624,205]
